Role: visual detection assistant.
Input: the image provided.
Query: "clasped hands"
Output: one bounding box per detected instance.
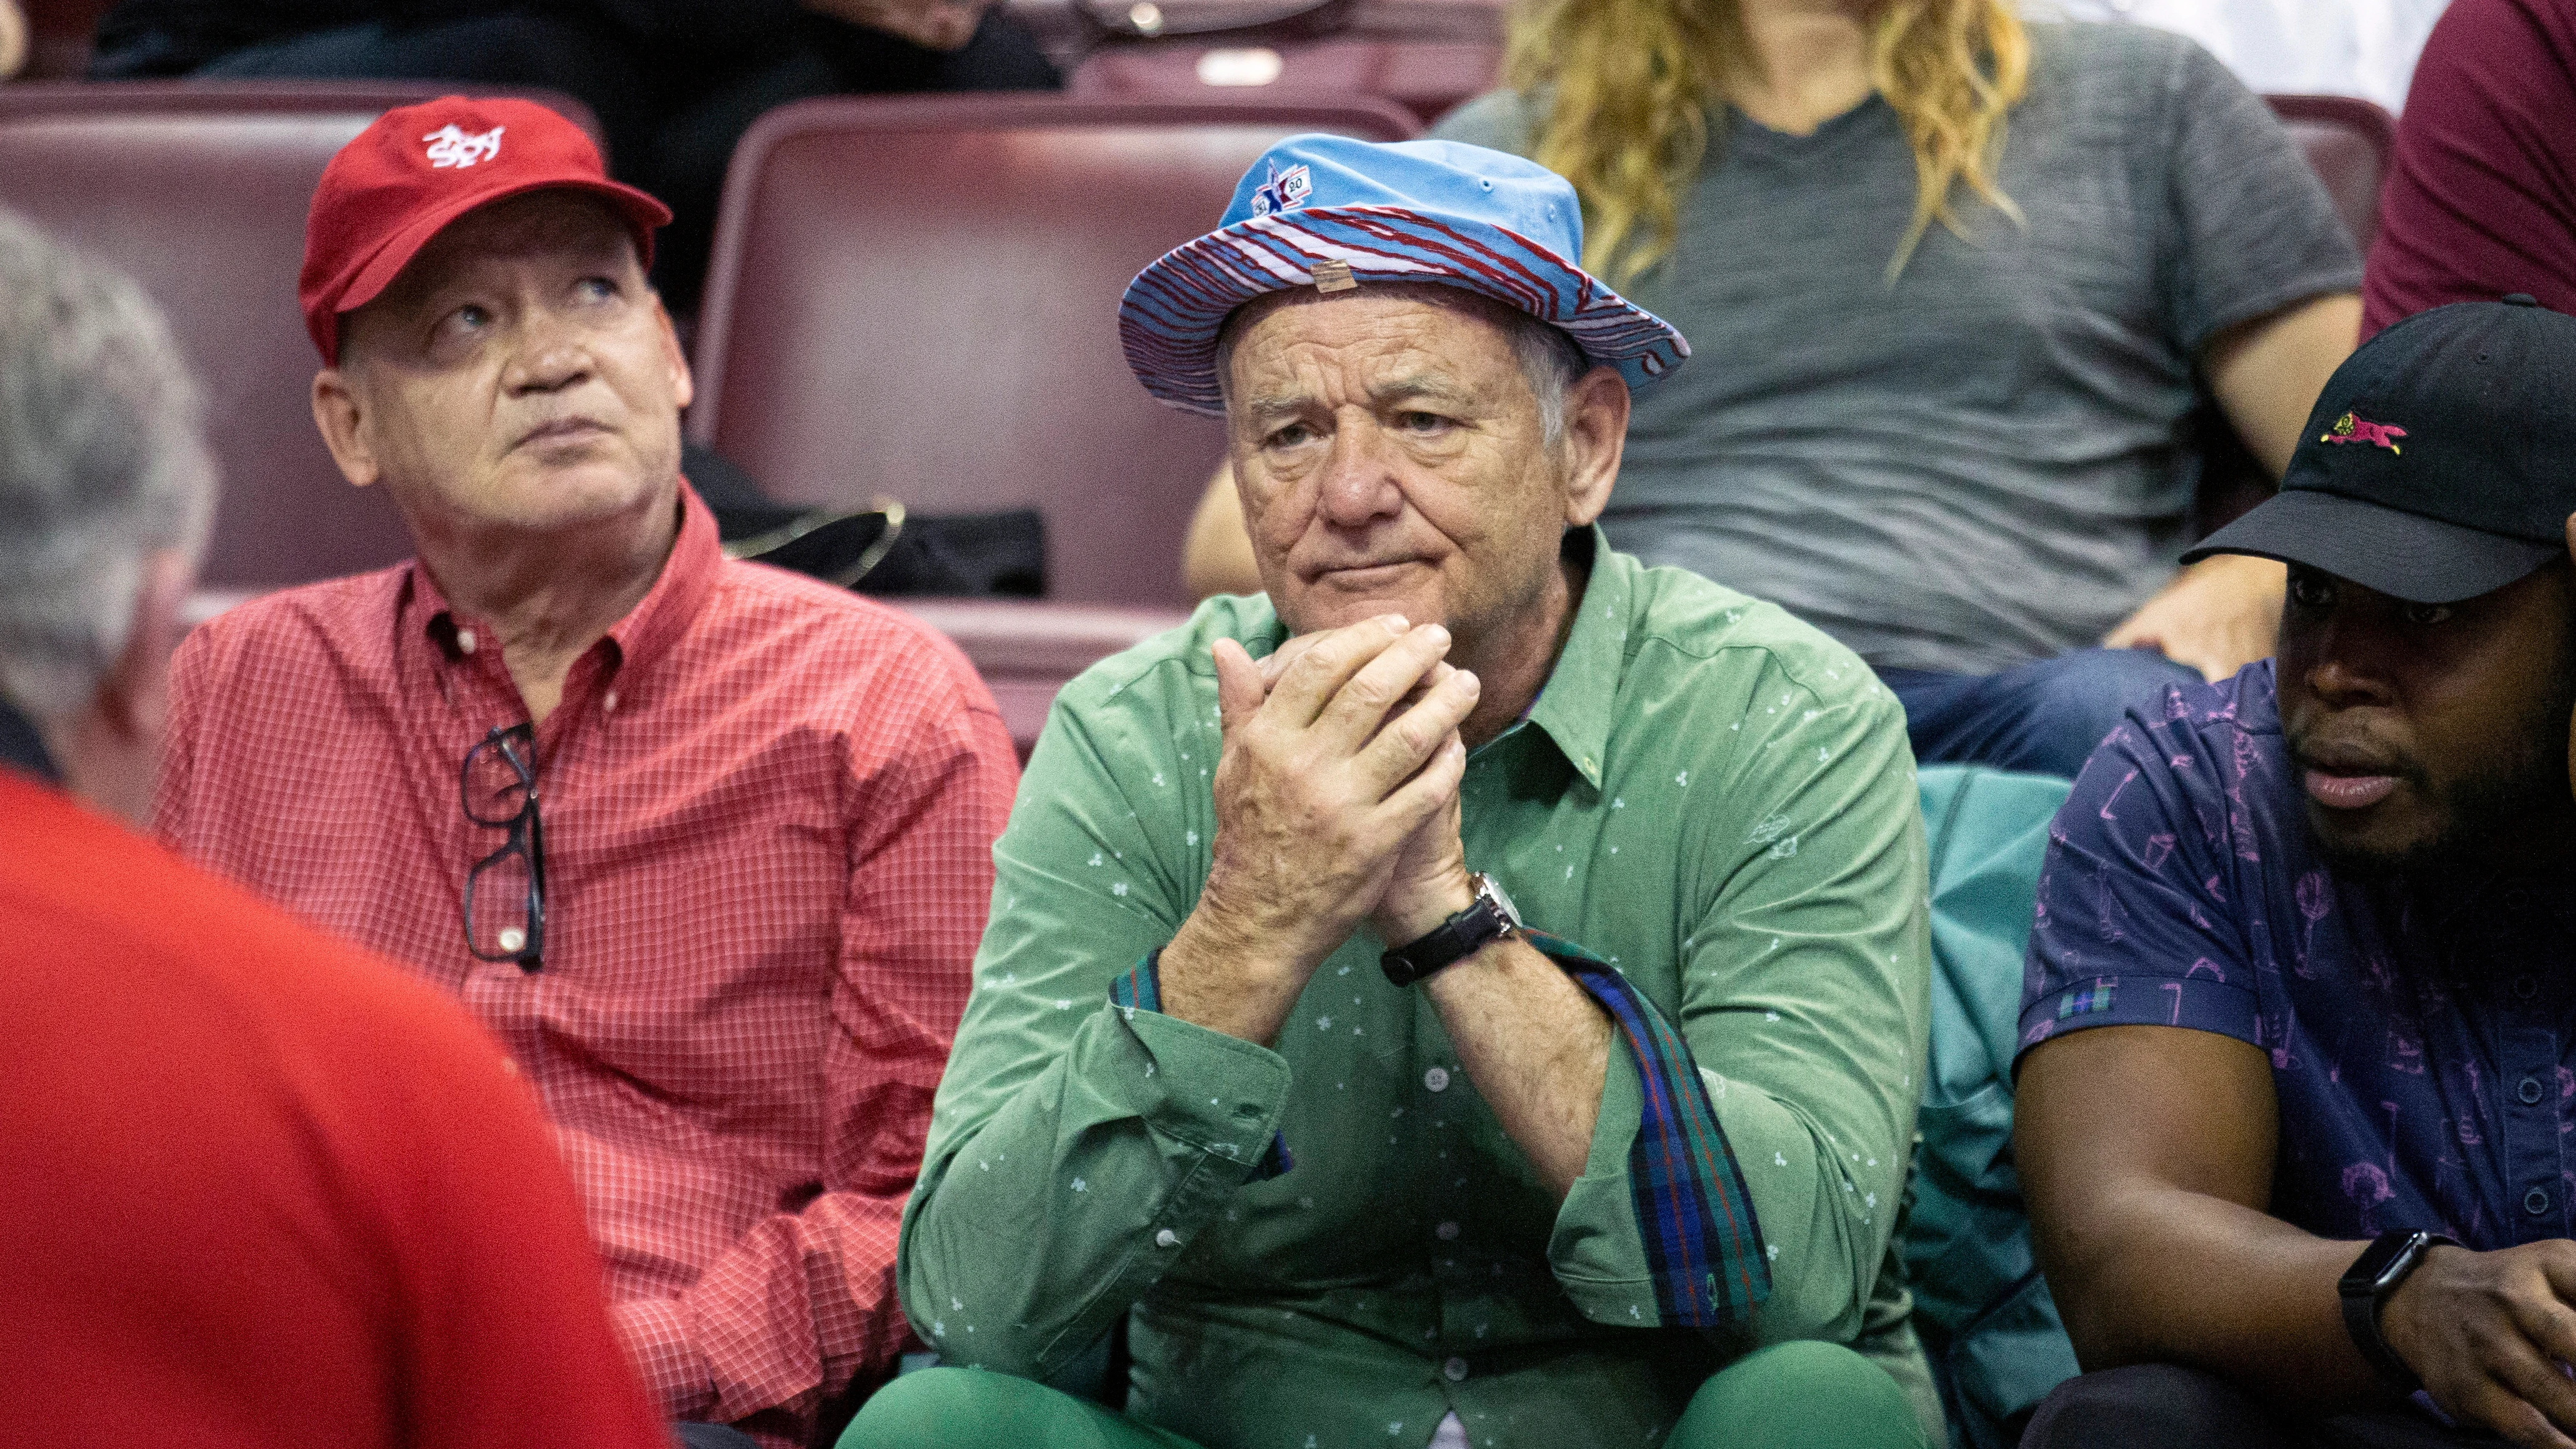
[1158,615,1482,1045]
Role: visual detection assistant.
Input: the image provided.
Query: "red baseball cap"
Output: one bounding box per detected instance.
[299,95,672,366]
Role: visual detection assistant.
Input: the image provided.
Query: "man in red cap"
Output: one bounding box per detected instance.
[154,96,1021,1446]
[0,203,666,1449]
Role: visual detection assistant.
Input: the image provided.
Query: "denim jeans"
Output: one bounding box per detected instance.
[1878,647,2209,780]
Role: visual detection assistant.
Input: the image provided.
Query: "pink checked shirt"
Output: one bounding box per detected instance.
[156,485,1018,1443]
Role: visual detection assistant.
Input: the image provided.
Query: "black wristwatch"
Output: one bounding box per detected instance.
[2339,1228,2458,1392]
[1381,873,1522,987]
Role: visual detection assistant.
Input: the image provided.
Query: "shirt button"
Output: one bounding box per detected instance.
[2528,1188,2552,1217]
[1155,1228,1179,1248]
[1443,1356,1468,1382]
[455,627,477,655]
[2523,1077,2546,1105]
[1424,1067,1451,1093]
[602,690,619,714]
[1435,1221,1460,1241]
[496,926,526,954]
[2516,975,2541,1001]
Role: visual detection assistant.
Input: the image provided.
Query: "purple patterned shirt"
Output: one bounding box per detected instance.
[2019,661,2576,1248]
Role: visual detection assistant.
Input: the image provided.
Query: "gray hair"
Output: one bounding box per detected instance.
[0,210,214,723]
[1215,286,1593,452]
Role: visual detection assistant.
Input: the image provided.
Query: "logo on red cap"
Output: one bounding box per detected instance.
[297,96,671,366]
[423,124,505,170]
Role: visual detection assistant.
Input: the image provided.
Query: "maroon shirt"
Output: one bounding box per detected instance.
[2365,0,2576,335]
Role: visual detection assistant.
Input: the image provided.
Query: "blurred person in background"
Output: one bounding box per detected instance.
[152,97,1020,1447]
[1185,0,2363,780]
[2047,0,2450,114]
[0,205,668,1449]
[2364,0,2576,332]
[86,0,1060,307]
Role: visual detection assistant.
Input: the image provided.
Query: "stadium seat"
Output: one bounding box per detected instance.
[1068,41,1498,124]
[0,82,604,594]
[2267,93,2397,252]
[17,0,111,80]
[689,92,1417,615]
[893,599,1186,756]
[1027,0,1501,124]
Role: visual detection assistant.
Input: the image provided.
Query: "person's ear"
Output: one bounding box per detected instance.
[654,293,694,411]
[1558,365,1629,529]
[55,549,194,826]
[311,364,383,489]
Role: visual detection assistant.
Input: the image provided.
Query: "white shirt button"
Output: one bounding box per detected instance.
[1423,1066,1451,1092]
[455,627,478,655]
[1435,1220,1460,1241]
[602,690,619,714]
[1155,1228,1180,1248]
[495,927,525,954]
[1443,1357,1468,1382]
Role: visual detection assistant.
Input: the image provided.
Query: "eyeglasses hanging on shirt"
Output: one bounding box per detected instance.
[460,721,545,971]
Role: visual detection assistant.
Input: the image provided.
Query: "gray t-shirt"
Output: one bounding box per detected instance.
[1434,22,2362,675]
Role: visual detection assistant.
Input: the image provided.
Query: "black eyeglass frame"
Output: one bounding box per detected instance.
[459,721,546,970]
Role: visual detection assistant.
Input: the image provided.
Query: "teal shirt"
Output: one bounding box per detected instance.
[900,533,1932,1448]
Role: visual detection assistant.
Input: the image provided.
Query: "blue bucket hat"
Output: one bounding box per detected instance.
[1118,134,1690,416]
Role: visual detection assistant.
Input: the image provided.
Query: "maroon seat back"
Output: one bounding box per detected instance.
[2268,94,2397,253]
[18,0,111,79]
[690,93,1419,607]
[1068,41,1499,124]
[0,82,604,589]
[2192,94,2397,536]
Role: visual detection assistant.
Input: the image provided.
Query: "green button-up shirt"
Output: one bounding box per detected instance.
[900,532,1931,1448]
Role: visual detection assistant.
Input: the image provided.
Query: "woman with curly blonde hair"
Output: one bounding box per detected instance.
[1185,0,2363,781]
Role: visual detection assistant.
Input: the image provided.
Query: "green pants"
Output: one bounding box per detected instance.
[842,1340,1928,1449]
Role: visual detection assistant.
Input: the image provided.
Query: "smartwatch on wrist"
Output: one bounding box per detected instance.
[1381,873,1521,987]
[2339,1228,2458,1392]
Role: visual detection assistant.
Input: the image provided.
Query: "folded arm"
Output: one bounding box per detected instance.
[1549,670,1926,1340]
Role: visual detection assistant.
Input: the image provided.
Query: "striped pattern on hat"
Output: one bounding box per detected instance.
[1120,204,1689,417]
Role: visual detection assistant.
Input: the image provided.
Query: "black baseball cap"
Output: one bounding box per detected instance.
[2183,295,2576,604]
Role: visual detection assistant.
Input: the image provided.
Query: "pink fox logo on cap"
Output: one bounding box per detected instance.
[2320,411,2407,455]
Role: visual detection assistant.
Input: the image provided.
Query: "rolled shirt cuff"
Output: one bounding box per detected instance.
[2016,973,2261,1067]
[1528,929,1771,1328]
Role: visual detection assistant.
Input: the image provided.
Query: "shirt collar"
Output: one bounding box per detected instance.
[406,478,723,684]
[1518,525,1624,791]
[0,695,60,784]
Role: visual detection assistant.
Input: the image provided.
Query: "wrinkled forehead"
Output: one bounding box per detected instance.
[1217,282,1531,398]
[389,189,641,302]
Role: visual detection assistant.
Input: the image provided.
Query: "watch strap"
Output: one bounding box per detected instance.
[2339,1230,2456,1392]
[1381,882,1511,987]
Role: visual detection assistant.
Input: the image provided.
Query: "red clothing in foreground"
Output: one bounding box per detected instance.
[156,484,1019,1442]
[0,770,666,1449]
[2364,0,2576,334]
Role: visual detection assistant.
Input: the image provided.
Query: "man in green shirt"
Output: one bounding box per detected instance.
[847,137,1932,1449]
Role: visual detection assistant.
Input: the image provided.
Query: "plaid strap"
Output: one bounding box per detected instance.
[1524,929,1772,1327]
[1111,950,1295,1178]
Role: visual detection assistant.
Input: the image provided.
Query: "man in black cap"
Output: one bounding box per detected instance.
[2009,295,2576,1449]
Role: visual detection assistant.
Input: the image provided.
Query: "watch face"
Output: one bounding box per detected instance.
[1476,873,1523,929]
[2342,1230,2426,1296]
